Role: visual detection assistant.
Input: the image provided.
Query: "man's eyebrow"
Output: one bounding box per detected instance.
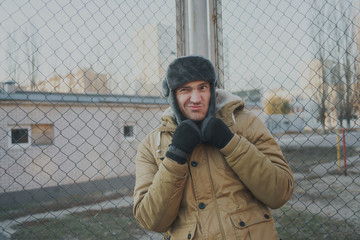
[177,86,191,91]
[198,83,210,87]
[177,82,209,90]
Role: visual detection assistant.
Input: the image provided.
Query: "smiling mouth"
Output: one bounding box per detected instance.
[189,105,202,111]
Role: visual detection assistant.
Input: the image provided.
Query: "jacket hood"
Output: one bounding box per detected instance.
[161,89,245,128]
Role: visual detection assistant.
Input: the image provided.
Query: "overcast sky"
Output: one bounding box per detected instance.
[0,0,358,93]
[222,0,359,91]
[222,0,314,91]
[0,0,176,88]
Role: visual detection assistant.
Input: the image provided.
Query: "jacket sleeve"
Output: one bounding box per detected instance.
[220,111,294,209]
[133,134,188,233]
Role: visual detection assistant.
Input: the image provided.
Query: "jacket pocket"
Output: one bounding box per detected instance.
[229,208,279,240]
[167,223,197,240]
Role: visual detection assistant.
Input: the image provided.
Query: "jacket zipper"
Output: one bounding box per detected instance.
[206,150,226,239]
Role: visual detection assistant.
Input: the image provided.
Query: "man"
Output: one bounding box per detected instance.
[133,55,294,239]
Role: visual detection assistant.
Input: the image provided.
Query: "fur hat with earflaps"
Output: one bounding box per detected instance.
[162,55,218,124]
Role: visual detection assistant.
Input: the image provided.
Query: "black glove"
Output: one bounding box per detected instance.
[201,117,234,149]
[166,119,201,164]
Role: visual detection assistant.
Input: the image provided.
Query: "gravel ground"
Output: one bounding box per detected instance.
[0,197,134,239]
[1,155,358,239]
[289,155,360,222]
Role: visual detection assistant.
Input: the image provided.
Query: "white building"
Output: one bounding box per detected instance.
[0,84,168,194]
[265,114,306,135]
[130,23,177,96]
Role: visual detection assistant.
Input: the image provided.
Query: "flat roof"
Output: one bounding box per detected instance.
[0,90,169,105]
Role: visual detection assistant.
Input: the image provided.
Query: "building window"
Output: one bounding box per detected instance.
[9,124,54,147]
[123,125,134,139]
[31,124,53,145]
[11,128,29,144]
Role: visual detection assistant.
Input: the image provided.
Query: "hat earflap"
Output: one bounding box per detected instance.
[162,79,170,97]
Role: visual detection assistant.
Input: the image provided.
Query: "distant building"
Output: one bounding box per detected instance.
[131,23,177,96]
[233,89,262,104]
[36,68,110,94]
[233,88,307,134]
[0,83,168,193]
[265,114,306,135]
[262,84,326,132]
[232,88,267,122]
[291,95,321,131]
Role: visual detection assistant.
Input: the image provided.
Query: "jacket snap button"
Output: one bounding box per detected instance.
[187,233,191,239]
[239,221,245,227]
[191,161,198,167]
[264,214,270,219]
[198,202,206,209]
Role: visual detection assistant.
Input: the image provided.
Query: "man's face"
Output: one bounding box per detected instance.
[175,80,211,121]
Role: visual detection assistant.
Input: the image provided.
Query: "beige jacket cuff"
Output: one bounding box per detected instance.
[220,134,241,156]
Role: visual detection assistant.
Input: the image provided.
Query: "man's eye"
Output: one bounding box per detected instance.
[178,88,189,93]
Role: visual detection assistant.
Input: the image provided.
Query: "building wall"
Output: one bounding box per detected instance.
[265,114,306,135]
[0,99,168,193]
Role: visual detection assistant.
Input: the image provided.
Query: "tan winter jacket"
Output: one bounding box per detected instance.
[133,89,294,240]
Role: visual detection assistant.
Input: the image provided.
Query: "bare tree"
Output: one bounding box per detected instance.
[330,2,346,128]
[5,31,20,82]
[332,1,357,128]
[24,22,41,91]
[353,1,360,120]
[342,2,357,128]
[309,0,358,131]
[310,1,331,133]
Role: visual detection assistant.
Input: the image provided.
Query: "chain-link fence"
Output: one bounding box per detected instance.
[221,1,360,239]
[0,0,359,239]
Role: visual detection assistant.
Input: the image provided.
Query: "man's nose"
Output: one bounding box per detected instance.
[190,90,201,102]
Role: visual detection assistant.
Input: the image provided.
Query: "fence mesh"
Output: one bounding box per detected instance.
[0,0,360,239]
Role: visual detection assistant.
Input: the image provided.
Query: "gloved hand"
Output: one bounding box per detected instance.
[201,117,234,149]
[166,119,201,164]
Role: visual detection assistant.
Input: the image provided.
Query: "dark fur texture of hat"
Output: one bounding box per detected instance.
[163,55,218,124]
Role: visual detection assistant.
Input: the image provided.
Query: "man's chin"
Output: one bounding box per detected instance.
[188,114,206,121]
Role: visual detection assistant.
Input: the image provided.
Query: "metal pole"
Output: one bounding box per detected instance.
[336,129,341,173]
[342,129,347,176]
[210,0,225,89]
[175,0,186,57]
[186,0,209,58]
[178,0,223,83]
[209,0,216,64]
